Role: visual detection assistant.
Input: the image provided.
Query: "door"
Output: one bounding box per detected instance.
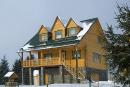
[61,51,66,63]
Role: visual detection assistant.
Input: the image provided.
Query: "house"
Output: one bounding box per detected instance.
[4,72,18,86]
[18,17,108,85]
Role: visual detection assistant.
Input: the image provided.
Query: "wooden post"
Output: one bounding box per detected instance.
[40,67,44,85]
[21,51,24,85]
[59,49,61,64]
[59,66,65,83]
[75,47,79,83]
[29,51,32,85]
[62,66,65,83]
[29,68,32,85]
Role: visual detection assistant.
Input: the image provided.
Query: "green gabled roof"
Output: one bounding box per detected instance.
[22,17,98,51]
[24,32,79,50]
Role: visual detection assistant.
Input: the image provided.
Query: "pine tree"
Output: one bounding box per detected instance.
[105,3,130,85]
[12,59,22,84]
[0,55,9,84]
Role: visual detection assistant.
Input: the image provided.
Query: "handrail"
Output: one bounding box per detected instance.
[63,63,85,80]
[23,58,62,67]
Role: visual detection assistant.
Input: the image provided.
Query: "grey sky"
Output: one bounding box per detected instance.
[0,0,129,68]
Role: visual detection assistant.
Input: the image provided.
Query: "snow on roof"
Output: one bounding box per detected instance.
[4,72,14,77]
[76,22,93,40]
[31,44,76,51]
[20,18,96,51]
[22,43,34,51]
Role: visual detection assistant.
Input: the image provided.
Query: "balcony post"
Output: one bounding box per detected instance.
[59,66,65,83]
[29,51,32,85]
[21,51,24,85]
[75,47,79,83]
[29,68,32,85]
[40,67,44,85]
[18,49,24,85]
[59,49,61,64]
[29,51,32,67]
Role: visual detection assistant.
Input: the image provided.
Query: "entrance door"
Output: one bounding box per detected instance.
[61,51,66,63]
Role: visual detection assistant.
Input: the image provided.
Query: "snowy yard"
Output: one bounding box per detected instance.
[0,81,126,87]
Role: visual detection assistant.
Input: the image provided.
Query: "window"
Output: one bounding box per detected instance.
[69,28,77,36]
[44,53,52,59]
[55,30,62,39]
[96,36,101,43]
[93,52,101,63]
[39,33,48,42]
[72,50,81,59]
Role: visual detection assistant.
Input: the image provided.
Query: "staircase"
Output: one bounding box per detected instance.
[62,63,85,81]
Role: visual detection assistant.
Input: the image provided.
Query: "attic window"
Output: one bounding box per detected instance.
[39,33,48,42]
[55,30,62,39]
[69,28,77,36]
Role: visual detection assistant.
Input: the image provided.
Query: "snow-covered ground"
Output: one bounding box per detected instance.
[0,81,126,87]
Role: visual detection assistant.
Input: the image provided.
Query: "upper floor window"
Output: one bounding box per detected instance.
[93,52,101,63]
[55,30,62,39]
[39,33,48,42]
[72,50,81,59]
[69,28,77,36]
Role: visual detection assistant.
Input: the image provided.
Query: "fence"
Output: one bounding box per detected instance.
[5,82,19,87]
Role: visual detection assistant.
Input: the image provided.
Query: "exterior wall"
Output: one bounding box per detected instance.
[79,20,106,70]
[51,18,65,40]
[65,47,85,68]
[78,20,107,81]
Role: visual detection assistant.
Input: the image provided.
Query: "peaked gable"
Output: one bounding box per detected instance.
[66,18,78,28]
[51,16,66,40]
[38,25,48,34]
[51,16,65,32]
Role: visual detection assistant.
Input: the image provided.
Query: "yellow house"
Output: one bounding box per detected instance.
[18,17,107,85]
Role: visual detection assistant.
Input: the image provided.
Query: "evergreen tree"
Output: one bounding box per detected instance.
[12,59,22,84]
[105,3,130,85]
[0,55,9,84]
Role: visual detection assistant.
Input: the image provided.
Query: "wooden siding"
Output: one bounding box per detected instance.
[51,17,65,40]
[79,20,106,70]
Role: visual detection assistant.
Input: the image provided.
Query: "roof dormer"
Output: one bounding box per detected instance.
[38,25,49,42]
[51,16,65,40]
[66,18,81,37]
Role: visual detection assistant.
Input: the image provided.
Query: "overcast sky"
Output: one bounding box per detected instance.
[0,0,129,68]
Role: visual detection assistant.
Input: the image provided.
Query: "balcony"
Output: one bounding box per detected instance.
[22,58,62,68]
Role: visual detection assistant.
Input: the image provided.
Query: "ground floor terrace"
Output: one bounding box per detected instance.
[19,45,107,85]
[22,66,107,85]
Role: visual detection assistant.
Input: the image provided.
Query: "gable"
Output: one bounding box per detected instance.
[51,17,65,40]
[66,18,81,37]
[79,19,105,48]
[39,25,48,35]
[66,18,78,28]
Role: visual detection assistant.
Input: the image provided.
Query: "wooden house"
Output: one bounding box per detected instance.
[18,17,107,85]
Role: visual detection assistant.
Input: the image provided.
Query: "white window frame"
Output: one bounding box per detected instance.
[69,28,77,36]
[55,30,62,39]
[39,33,48,42]
[93,52,101,63]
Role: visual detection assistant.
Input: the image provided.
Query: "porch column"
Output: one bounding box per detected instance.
[21,51,24,85]
[40,67,44,85]
[59,66,65,83]
[75,47,79,83]
[29,51,32,85]
[29,68,32,85]
[59,49,61,64]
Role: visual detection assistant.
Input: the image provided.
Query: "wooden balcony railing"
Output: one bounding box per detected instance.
[22,58,62,67]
